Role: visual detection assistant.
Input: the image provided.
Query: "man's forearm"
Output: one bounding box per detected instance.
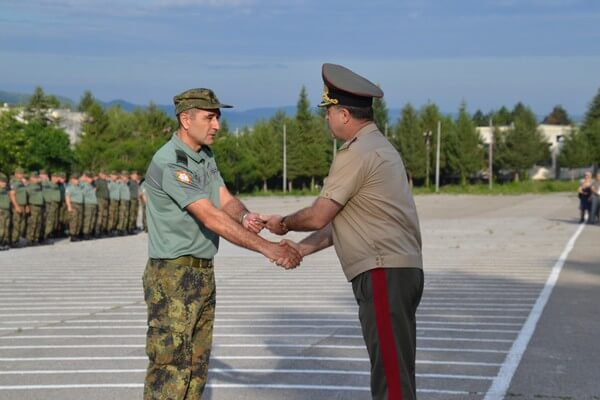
[298,223,334,256]
[221,196,248,223]
[284,206,323,232]
[187,202,266,253]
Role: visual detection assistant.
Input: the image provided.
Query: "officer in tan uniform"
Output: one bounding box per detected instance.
[264,63,424,400]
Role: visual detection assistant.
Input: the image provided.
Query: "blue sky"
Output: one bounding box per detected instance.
[1,0,599,116]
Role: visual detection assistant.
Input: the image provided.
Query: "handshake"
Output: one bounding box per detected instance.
[241,212,302,271]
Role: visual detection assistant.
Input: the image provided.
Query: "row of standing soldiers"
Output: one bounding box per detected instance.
[0,169,147,251]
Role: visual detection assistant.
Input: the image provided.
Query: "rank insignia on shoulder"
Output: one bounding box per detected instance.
[175,170,192,185]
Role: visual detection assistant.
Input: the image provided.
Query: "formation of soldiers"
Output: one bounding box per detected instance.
[0,168,147,251]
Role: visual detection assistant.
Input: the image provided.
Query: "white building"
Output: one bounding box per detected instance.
[476,124,576,180]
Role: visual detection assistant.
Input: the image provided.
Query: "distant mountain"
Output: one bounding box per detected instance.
[0,89,584,128]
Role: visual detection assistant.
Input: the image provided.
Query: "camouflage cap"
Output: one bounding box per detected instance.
[39,169,48,175]
[30,171,39,178]
[0,173,7,182]
[173,88,233,115]
[318,63,383,108]
[70,172,80,179]
[56,172,66,178]
[14,167,24,174]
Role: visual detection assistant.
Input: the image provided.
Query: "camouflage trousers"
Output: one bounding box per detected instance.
[108,200,119,231]
[95,198,109,235]
[69,203,83,237]
[117,200,130,232]
[26,205,43,243]
[143,257,216,400]
[11,208,26,244]
[0,208,10,245]
[43,201,59,240]
[128,199,139,231]
[83,204,97,236]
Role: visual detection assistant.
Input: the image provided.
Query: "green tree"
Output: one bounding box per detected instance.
[472,109,491,126]
[245,120,282,192]
[78,90,96,112]
[558,129,594,169]
[494,104,550,180]
[393,103,426,184]
[24,121,74,172]
[0,110,28,174]
[493,106,513,126]
[580,88,600,164]
[287,87,329,190]
[419,102,442,186]
[542,105,571,125]
[445,103,484,185]
[373,92,389,134]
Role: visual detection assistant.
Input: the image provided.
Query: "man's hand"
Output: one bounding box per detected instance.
[261,214,287,235]
[242,212,265,233]
[264,241,302,269]
[14,205,22,214]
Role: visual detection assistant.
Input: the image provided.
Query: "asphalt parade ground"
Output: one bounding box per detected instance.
[0,193,598,400]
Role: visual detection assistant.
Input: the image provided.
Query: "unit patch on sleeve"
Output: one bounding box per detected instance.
[175,170,193,185]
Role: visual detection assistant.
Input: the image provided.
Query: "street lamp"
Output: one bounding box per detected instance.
[423,130,432,187]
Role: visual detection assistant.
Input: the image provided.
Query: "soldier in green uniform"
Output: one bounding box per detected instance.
[264,64,424,400]
[0,173,11,251]
[140,181,148,233]
[80,171,97,240]
[56,172,68,237]
[128,171,140,234]
[117,171,130,235]
[94,171,110,237]
[9,168,28,246]
[26,172,44,245]
[108,171,121,235]
[40,170,58,243]
[65,173,84,241]
[142,88,302,400]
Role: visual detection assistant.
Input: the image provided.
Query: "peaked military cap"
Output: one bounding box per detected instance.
[70,173,80,179]
[29,171,39,178]
[14,167,24,174]
[173,88,233,115]
[319,63,384,108]
[39,169,48,175]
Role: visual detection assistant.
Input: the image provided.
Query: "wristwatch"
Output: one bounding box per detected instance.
[280,217,289,233]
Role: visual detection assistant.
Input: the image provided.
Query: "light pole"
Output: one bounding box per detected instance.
[435,121,441,193]
[488,119,494,190]
[282,124,287,193]
[424,130,432,188]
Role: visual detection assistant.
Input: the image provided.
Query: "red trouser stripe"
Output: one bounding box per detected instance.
[371,268,403,400]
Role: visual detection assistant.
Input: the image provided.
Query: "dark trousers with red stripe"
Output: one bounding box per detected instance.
[352,267,424,400]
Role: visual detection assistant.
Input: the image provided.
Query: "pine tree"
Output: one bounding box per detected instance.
[373,92,389,135]
[494,104,549,180]
[446,103,484,185]
[542,105,571,125]
[558,129,594,169]
[392,103,426,184]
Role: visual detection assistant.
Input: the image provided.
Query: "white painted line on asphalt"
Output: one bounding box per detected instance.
[0,343,507,353]
[0,334,512,343]
[0,368,495,380]
[484,223,586,400]
[0,384,143,390]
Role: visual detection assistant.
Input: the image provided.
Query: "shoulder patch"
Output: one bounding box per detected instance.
[175,170,193,185]
[175,149,188,166]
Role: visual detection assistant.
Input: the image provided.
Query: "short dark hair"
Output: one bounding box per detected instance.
[338,105,373,121]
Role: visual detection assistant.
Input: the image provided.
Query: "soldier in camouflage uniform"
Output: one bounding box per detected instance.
[80,171,97,240]
[108,171,121,235]
[56,172,68,237]
[117,171,130,235]
[40,170,58,243]
[94,171,110,237]
[25,172,44,245]
[0,173,11,251]
[142,88,301,400]
[9,168,28,246]
[128,171,140,233]
[65,173,84,242]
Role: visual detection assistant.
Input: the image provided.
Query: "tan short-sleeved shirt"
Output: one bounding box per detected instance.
[321,123,422,281]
